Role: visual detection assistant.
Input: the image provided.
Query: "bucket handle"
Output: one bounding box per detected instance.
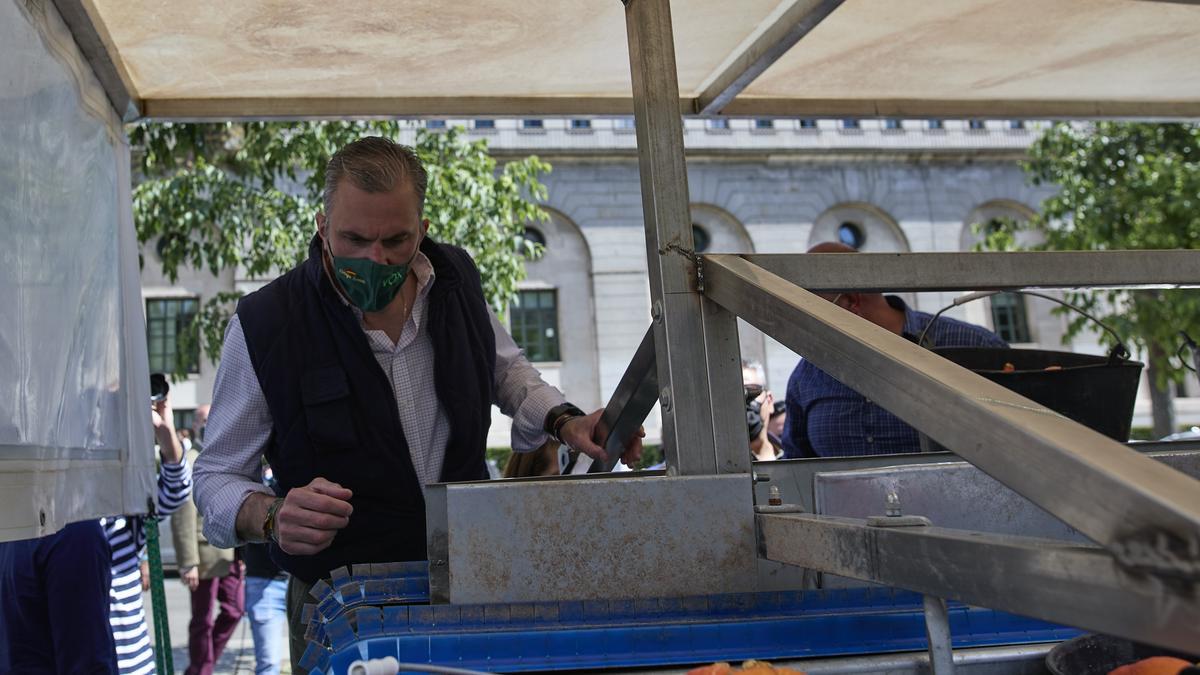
[917,290,1131,365]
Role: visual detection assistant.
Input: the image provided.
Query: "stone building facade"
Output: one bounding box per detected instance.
[140,118,1196,444]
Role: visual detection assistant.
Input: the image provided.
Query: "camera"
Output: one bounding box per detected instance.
[150,373,169,403]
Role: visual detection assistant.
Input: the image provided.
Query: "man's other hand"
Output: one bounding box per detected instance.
[276,477,353,556]
[558,409,646,469]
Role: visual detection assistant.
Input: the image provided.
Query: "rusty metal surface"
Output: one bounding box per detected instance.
[427,473,756,604]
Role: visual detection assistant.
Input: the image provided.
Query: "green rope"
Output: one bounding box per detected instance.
[144,517,175,674]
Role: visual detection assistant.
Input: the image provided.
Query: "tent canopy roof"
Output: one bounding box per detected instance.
[73,0,1200,120]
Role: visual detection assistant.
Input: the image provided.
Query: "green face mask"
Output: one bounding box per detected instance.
[328,246,414,313]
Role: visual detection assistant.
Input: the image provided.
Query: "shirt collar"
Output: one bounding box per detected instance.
[885,294,927,342]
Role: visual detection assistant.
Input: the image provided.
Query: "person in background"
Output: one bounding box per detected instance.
[783,241,1007,458]
[192,405,210,450]
[102,394,192,675]
[742,360,780,461]
[242,462,288,675]
[171,440,244,675]
[0,519,119,673]
[767,404,786,452]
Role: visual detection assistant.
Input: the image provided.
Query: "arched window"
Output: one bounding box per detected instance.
[516,226,547,260]
[962,201,1039,343]
[809,204,908,253]
[837,221,866,249]
[692,224,711,253]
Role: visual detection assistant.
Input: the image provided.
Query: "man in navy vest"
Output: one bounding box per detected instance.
[193,136,642,671]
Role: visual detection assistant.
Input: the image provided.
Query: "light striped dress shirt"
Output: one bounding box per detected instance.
[195,252,565,549]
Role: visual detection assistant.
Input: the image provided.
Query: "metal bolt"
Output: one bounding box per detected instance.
[768,486,783,507]
[753,472,771,483]
[660,387,672,411]
[651,300,663,323]
[886,491,902,517]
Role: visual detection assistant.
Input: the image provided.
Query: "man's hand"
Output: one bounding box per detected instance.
[181,565,200,591]
[276,477,354,556]
[558,409,646,468]
[140,560,151,591]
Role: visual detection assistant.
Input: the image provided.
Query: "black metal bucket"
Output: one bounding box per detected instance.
[925,346,1144,444]
[1046,634,1199,675]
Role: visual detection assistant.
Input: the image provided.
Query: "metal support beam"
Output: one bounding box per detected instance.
[696,0,844,115]
[625,0,744,476]
[741,250,1200,292]
[704,255,1200,567]
[759,513,1200,654]
[50,0,142,121]
[591,326,659,472]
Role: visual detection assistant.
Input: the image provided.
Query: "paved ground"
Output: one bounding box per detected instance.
[143,575,290,675]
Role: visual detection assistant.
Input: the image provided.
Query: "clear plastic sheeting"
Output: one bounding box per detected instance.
[0,0,154,542]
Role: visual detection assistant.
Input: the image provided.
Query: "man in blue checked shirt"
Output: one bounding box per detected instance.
[782,242,1007,458]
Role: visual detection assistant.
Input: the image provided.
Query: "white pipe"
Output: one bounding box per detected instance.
[347,657,400,675]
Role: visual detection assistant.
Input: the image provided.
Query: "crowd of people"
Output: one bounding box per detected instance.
[1,136,1007,675]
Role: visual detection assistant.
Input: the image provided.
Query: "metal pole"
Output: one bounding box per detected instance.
[623,0,747,475]
[923,595,956,675]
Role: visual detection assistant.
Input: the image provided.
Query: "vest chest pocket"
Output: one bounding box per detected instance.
[301,366,358,451]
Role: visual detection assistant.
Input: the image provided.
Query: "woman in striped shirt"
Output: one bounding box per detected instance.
[102,397,193,675]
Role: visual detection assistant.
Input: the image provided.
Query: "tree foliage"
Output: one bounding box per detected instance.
[981,122,1200,434]
[131,122,550,377]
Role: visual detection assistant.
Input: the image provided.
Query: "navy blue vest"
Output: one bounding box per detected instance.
[238,235,494,583]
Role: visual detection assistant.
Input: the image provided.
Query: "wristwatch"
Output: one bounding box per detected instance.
[262,497,285,544]
[543,402,586,444]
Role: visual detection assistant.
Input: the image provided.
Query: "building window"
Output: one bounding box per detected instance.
[968,119,986,130]
[754,119,774,130]
[706,118,730,130]
[990,293,1032,343]
[837,222,866,249]
[928,119,944,130]
[146,297,199,374]
[510,290,560,362]
[614,116,636,130]
[570,119,592,130]
[425,120,447,129]
[173,409,196,436]
[692,224,711,253]
[474,119,495,130]
[517,226,546,258]
[1009,120,1025,130]
[841,119,860,129]
[884,119,902,130]
[799,119,817,129]
[521,119,544,129]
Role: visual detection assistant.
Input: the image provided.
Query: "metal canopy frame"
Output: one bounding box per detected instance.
[42,0,1200,659]
[614,0,1200,657]
[49,0,1200,122]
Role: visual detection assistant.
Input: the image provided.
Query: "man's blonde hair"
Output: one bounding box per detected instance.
[322,136,428,216]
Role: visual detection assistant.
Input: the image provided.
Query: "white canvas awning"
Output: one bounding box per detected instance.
[59,0,1200,121]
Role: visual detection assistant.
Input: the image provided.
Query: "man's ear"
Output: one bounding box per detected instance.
[420,218,430,237]
[843,293,863,313]
[316,212,328,241]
